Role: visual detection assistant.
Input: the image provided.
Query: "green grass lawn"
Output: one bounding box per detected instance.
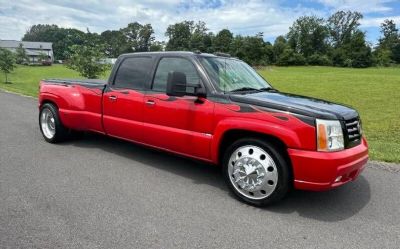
[259,66,400,163]
[1,65,399,163]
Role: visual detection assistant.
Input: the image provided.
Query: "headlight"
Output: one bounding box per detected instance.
[316,119,344,152]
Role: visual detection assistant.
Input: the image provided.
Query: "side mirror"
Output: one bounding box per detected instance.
[166,71,206,97]
[166,71,187,97]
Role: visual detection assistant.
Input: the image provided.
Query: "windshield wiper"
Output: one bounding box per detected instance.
[230,87,276,93]
[230,87,262,93]
[259,87,277,92]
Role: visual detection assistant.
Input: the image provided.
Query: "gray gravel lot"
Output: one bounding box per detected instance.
[1,90,399,249]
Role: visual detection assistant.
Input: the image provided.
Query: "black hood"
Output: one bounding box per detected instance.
[229,91,359,120]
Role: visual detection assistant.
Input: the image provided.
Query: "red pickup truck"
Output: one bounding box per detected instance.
[39,52,368,206]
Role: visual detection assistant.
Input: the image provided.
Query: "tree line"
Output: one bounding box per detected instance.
[15,10,400,68]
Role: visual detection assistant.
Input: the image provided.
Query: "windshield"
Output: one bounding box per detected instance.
[199,57,272,92]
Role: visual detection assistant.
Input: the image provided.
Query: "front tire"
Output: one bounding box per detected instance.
[39,103,68,143]
[223,138,290,206]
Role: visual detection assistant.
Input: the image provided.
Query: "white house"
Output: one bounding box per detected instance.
[0,40,54,63]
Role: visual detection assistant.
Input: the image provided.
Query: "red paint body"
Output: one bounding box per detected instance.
[39,79,368,192]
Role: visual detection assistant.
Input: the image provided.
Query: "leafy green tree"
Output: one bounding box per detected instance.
[287,16,329,58]
[273,36,289,63]
[229,33,273,66]
[373,48,392,66]
[344,31,372,68]
[190,21,214,52]
[149,41,165,51]
[15,43,29,64]
[276,48,306,66]
[213,29,233,53]
[66,45,108,78]
[0,48,16,83]
[165,21,194,51]
[376,19,400,64]
[378,19,399,49]
[392,43,400,63]
[327,11,372,67]
[101,30,129,57]
[23,24,86,60]
[121,22,155,52]
[327,11,363,48]
[307,53,332,66]
[38,52,48,62]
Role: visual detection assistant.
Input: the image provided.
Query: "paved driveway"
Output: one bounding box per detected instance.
[0,90,399,248]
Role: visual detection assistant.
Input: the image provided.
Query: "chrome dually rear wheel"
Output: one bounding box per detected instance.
[39,103,68,143]
[40,108,56,139]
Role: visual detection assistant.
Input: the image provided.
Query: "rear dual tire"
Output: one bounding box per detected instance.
[39,103,68,143]
[223,138,290,206]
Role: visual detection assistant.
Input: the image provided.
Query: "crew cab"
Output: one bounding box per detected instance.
[38,52,368,206]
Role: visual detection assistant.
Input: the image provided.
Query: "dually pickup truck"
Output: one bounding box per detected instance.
[39,52,368,206]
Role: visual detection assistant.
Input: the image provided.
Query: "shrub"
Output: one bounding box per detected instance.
[307,53,332,66]
[67,45,108,78]
[276,49,306,66]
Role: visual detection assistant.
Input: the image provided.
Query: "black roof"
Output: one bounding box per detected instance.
[118,51,230,59]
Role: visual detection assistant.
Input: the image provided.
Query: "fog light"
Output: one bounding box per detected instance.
[335,176,342,183]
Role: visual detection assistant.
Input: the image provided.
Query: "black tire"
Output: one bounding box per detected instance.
[222,138,290,206]
[39,103,68,143]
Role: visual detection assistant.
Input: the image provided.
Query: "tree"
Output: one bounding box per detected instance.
[15,43,29,64]
[327,11,363,48]
[376,19,400,64]
[190,21,210,52]
[276,48,306,66]
[165,21,194,51]
[149,41,165,51]
[101,30,129,57]
[273,36,289,63]
[121,22,155,52]
[342,31,372,68]
[0,48,16,83]
[213,29,233,53]
[66,45,108,78]
[38,52,48,63]
[23,24,86,60]
[287,16,329,58]
[378,19,399,49]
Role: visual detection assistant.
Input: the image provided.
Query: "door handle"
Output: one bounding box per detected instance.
[145,99,155,106]
[109,95,117,101]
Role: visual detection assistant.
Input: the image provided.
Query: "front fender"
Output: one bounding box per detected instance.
[211,116,316,164]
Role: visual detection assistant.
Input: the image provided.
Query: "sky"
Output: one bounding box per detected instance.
[0,0,399,45]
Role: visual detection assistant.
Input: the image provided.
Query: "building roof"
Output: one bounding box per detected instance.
[0,40,53,50]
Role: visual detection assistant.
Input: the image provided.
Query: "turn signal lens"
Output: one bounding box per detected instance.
[316,119,344,152]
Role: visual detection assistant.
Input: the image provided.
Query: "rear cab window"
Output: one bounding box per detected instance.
[113,56,153,90]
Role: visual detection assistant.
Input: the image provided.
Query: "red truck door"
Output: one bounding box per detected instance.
[103,56,153,142]
[142,56,215,160]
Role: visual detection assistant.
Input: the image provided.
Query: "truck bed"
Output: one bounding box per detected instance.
[40,78,107,133]
[42,78,107,89]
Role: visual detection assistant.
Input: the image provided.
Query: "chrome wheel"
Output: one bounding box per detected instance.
[40,108,56,139]
[228,145,278,200]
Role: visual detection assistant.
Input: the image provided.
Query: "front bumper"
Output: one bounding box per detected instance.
[288,138,369,191]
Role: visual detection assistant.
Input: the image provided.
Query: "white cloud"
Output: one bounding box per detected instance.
[361,15,400,27]
[0,0,321,41]
[0,0,398,43]
[316,0,396,13]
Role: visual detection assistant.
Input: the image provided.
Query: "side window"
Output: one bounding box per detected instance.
[152,57,200,92]
[113,57,152,89]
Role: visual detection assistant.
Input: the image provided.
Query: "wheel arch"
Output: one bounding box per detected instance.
[217,129,291,168]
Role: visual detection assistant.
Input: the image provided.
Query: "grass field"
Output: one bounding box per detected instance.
[1,65,399,163]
